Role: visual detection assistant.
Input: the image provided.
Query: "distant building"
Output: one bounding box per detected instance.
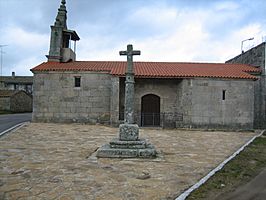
[30,0,263,130]
[0,72,33,94]
[0,90,32,113]
[226,42,266,129]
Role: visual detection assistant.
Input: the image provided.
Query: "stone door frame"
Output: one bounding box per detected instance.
[140,94,161,127]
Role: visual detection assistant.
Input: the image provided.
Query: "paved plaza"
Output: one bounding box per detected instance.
[0,123,257,199]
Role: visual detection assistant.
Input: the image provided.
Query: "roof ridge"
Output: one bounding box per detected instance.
[50,60,255,66]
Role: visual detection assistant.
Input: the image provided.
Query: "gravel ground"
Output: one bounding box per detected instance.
[0,123,257,200]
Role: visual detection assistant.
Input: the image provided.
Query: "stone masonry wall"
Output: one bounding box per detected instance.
[226,42,266,128]
[135,78,183,127]
[118,78,183,128]
[118,77,254,129]
[180,78,255,130]
[33,71,256,129]
[32,71,111,123]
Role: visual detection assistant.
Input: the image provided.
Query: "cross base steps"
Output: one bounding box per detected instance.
[96,141,157,158]
[96,123,157,158]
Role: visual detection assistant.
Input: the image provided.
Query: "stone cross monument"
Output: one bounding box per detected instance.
[118,44,141,141]
[96,44,157,158]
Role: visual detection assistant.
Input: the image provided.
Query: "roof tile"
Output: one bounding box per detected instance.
[31,61,261,80]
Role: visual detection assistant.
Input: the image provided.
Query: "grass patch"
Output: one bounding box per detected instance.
[186,134,266,200]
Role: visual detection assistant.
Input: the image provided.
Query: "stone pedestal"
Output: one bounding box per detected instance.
[96,124,157,158]
[119,124,139,140]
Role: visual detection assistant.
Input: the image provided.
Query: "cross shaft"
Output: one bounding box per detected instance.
[119,44,140,124]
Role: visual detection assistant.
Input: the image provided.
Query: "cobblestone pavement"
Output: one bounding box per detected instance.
[0,123,257,200]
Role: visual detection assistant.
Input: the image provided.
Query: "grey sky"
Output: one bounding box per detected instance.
[0,0,266,76]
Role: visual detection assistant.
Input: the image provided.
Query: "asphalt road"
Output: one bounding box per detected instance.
[0,113,32,133]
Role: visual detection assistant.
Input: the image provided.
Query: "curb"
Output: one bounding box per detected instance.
[175,130,265,200]
[0,122,30,138]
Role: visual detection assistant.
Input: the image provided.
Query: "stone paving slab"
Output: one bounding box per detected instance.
[0,123,257,200]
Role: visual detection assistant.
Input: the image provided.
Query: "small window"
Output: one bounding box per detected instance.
[74,77,81,87]
[14,84,18,90]
[222,90,226,100]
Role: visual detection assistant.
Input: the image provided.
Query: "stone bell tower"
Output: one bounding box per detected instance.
[46,0,80,62]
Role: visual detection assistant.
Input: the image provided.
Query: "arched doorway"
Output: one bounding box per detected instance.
[141,94,160,126]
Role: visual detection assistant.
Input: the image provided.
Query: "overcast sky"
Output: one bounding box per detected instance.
[0,0,266,76]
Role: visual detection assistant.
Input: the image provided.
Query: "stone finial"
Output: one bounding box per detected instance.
[59,0,67,12]
[60,0,66,10]
[55,0,67,27]
[47,0,68,62]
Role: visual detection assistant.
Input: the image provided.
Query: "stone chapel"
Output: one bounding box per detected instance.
[31,0,266,130]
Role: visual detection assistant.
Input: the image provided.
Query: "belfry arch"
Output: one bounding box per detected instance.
[141,94,160,126]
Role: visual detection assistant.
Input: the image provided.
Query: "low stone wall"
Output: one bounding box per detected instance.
[0,91,32,113]
[0,97,10,111]
[10,91,32,112]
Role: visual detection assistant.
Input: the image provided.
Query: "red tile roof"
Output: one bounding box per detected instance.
[31,61,261,80]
